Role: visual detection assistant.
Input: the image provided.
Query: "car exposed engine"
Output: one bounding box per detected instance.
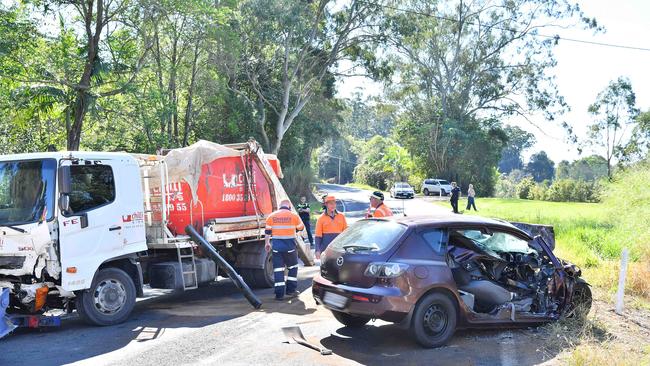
[447,232,562,316]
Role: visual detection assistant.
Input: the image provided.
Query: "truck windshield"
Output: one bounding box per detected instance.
[0,159,56,226]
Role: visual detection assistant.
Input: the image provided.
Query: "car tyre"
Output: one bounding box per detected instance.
[410,292,457,348]
[423,188,430,196]
[76,267,136,326]
[568,280,592,318]
[331,310,371,327]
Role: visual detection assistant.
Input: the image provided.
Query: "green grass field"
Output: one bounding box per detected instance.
[436,198,649,305]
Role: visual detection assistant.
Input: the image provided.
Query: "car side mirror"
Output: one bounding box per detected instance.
[59,194,70,214]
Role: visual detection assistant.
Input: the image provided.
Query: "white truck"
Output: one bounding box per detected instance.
[0,140,311,333]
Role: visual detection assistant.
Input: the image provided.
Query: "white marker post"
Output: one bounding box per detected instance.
[615,248,629,315]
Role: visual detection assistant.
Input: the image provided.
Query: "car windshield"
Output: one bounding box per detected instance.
[330,220,407,253]
[456,230,534,254]
[0,159,56,226]
[438,180,449,185]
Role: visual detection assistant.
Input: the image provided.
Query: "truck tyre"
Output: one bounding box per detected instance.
[410,292,457,348]
[423,188,430,196]
[240,251,274,289]
[77,267,136,326]
[331,310,370,327]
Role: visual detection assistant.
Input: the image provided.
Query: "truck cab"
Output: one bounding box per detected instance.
[0,152,147,325]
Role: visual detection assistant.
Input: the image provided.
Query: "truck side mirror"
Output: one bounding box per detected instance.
[59,194,70,214]
[59,166,71,194]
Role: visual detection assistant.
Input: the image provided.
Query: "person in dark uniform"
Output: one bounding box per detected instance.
[296,196,314,248]
[265,200,304,300]
[450,182,461,214]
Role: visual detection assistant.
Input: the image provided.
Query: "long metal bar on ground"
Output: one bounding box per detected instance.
[185,225,262,309]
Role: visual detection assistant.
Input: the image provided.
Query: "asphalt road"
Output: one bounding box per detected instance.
[0,185,557,366]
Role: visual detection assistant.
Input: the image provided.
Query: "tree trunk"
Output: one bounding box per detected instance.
[182,43,200,146]
[67,0,104,151]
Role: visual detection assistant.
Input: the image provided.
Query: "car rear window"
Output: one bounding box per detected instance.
[329,220,407,253]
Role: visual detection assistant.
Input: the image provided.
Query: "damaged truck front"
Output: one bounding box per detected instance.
[0,154,148,334]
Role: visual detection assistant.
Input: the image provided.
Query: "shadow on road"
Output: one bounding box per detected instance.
[319,323,562,366]
[0,273,316,365]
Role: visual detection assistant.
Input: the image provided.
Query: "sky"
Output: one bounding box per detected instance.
[335,0,650,164]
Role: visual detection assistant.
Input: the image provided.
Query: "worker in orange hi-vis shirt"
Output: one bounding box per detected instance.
[315,195,347,260]
[265,199,304,300]
[366,191,393,218]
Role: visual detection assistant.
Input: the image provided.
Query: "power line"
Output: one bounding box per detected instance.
[358,0,650,53]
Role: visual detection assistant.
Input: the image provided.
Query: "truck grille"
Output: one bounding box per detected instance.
[0,256,26,270]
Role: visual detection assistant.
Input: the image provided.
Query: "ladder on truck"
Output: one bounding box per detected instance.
[138,157,199,291]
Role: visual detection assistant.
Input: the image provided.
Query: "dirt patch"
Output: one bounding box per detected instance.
[538,290,650,365]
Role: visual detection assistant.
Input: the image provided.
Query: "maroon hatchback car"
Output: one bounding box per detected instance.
[312,214,592,348]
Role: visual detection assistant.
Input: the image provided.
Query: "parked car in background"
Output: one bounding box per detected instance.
[389,182,415,199]
[312,215,591,348]
[422,179,452,196]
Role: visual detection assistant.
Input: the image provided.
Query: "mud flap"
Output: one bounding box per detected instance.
[0,288,17,339]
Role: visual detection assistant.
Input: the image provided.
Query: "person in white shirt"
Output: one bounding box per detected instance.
[466,184,477,211]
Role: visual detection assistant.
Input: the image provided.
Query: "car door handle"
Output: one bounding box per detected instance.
[109,226,122,231]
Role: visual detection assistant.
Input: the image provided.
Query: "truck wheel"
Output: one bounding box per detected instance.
[240,252,274,289]
[331,310,370,327]
[77,267,136,326]
[423,188,430,196]
[410,293,457,348]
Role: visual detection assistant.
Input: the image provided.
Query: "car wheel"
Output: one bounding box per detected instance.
[331,310,371,327]
[568,281,592,318]
[423,188,430,196]
[76,267,136,326]
[410,292,457,348]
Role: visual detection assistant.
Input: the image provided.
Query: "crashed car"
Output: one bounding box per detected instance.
[312,214,591,348]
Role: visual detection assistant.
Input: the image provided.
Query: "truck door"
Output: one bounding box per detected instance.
[58,159,124,291]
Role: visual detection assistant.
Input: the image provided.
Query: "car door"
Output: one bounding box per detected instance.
[58,159,123,291]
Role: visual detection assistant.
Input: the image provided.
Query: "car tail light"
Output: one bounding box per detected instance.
[364,262,409,278]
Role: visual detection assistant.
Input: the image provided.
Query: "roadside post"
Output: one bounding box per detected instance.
[615,248,629,315]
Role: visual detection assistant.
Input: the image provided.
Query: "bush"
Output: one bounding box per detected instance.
[546,179,600,203]
[408,173,425,193]
[516,177,536,199]
[281,162,316,200]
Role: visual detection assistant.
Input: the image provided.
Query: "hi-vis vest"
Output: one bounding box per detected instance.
[372,203,393,218]
[265,207,304,239]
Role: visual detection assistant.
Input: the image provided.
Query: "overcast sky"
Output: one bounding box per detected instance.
[336,0,650,164]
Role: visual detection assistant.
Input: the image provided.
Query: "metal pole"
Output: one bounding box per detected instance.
[615,248,629,315]
[185,225,262,309]
[338,157,341,184]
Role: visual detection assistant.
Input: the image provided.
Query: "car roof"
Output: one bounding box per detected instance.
[372,214,529,236]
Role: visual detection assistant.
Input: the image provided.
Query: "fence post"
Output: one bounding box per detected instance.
[615,248,629,315]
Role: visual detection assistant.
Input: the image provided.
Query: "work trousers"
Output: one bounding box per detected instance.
[466,196,477,211]
[450,199,459,214]
[301,218,314,247]
[272,249,298,298]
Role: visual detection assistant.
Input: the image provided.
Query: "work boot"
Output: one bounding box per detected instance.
[286,291,300,298]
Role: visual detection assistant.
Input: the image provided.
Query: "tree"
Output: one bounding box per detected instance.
[498,126,536,173]
[219,0,382,154]
[587,77,639,178]
[525,151,555,182]
[556,155,608,181]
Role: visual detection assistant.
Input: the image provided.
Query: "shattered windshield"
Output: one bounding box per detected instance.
[0,159,56,226]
